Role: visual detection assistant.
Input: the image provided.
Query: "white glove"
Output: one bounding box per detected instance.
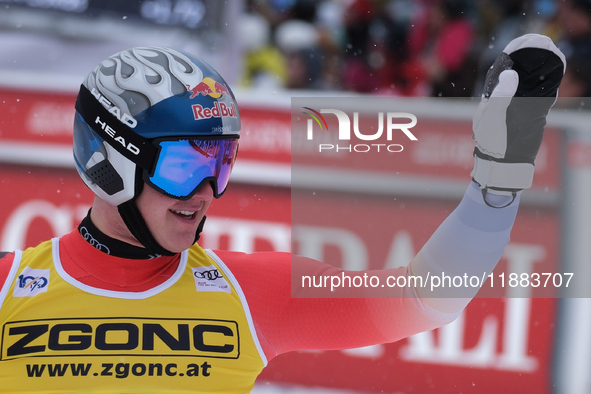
[471,34,566,201]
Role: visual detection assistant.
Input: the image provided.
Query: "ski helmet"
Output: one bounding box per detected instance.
[73,47,240,255]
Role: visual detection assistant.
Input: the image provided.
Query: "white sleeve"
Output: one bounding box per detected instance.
[410,181,519,314]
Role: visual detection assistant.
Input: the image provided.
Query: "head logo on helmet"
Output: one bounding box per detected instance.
[90,87,138,128]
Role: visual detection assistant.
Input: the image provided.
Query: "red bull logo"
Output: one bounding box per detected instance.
[187,77,230,99]
[213,81,229,96]
[192,102,237,120]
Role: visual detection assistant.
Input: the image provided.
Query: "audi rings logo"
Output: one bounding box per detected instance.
[194,269,223,281]
[80,226,111,254]
[192,265,231,294]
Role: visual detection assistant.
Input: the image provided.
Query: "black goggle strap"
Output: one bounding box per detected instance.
[75,84,158,172]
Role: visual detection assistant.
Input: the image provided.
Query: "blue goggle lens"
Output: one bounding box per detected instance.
[145,137,238,199]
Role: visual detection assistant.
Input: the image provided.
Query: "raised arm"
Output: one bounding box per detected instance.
[220,181,518,358]
[220,34,565,359]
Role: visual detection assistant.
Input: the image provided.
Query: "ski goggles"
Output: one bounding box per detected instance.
[144,136,239,200]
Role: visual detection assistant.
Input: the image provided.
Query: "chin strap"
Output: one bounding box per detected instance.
[117,201,209,256]
[118,200,176,256]
[117,169,208,256]
[194,215,207,242]
[117,201,208,256]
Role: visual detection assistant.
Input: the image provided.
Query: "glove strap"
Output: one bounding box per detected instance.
[471,156,535,190]
[481,188,518,209]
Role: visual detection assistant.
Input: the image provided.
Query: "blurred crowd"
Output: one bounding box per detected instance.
[236,0,591,99]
